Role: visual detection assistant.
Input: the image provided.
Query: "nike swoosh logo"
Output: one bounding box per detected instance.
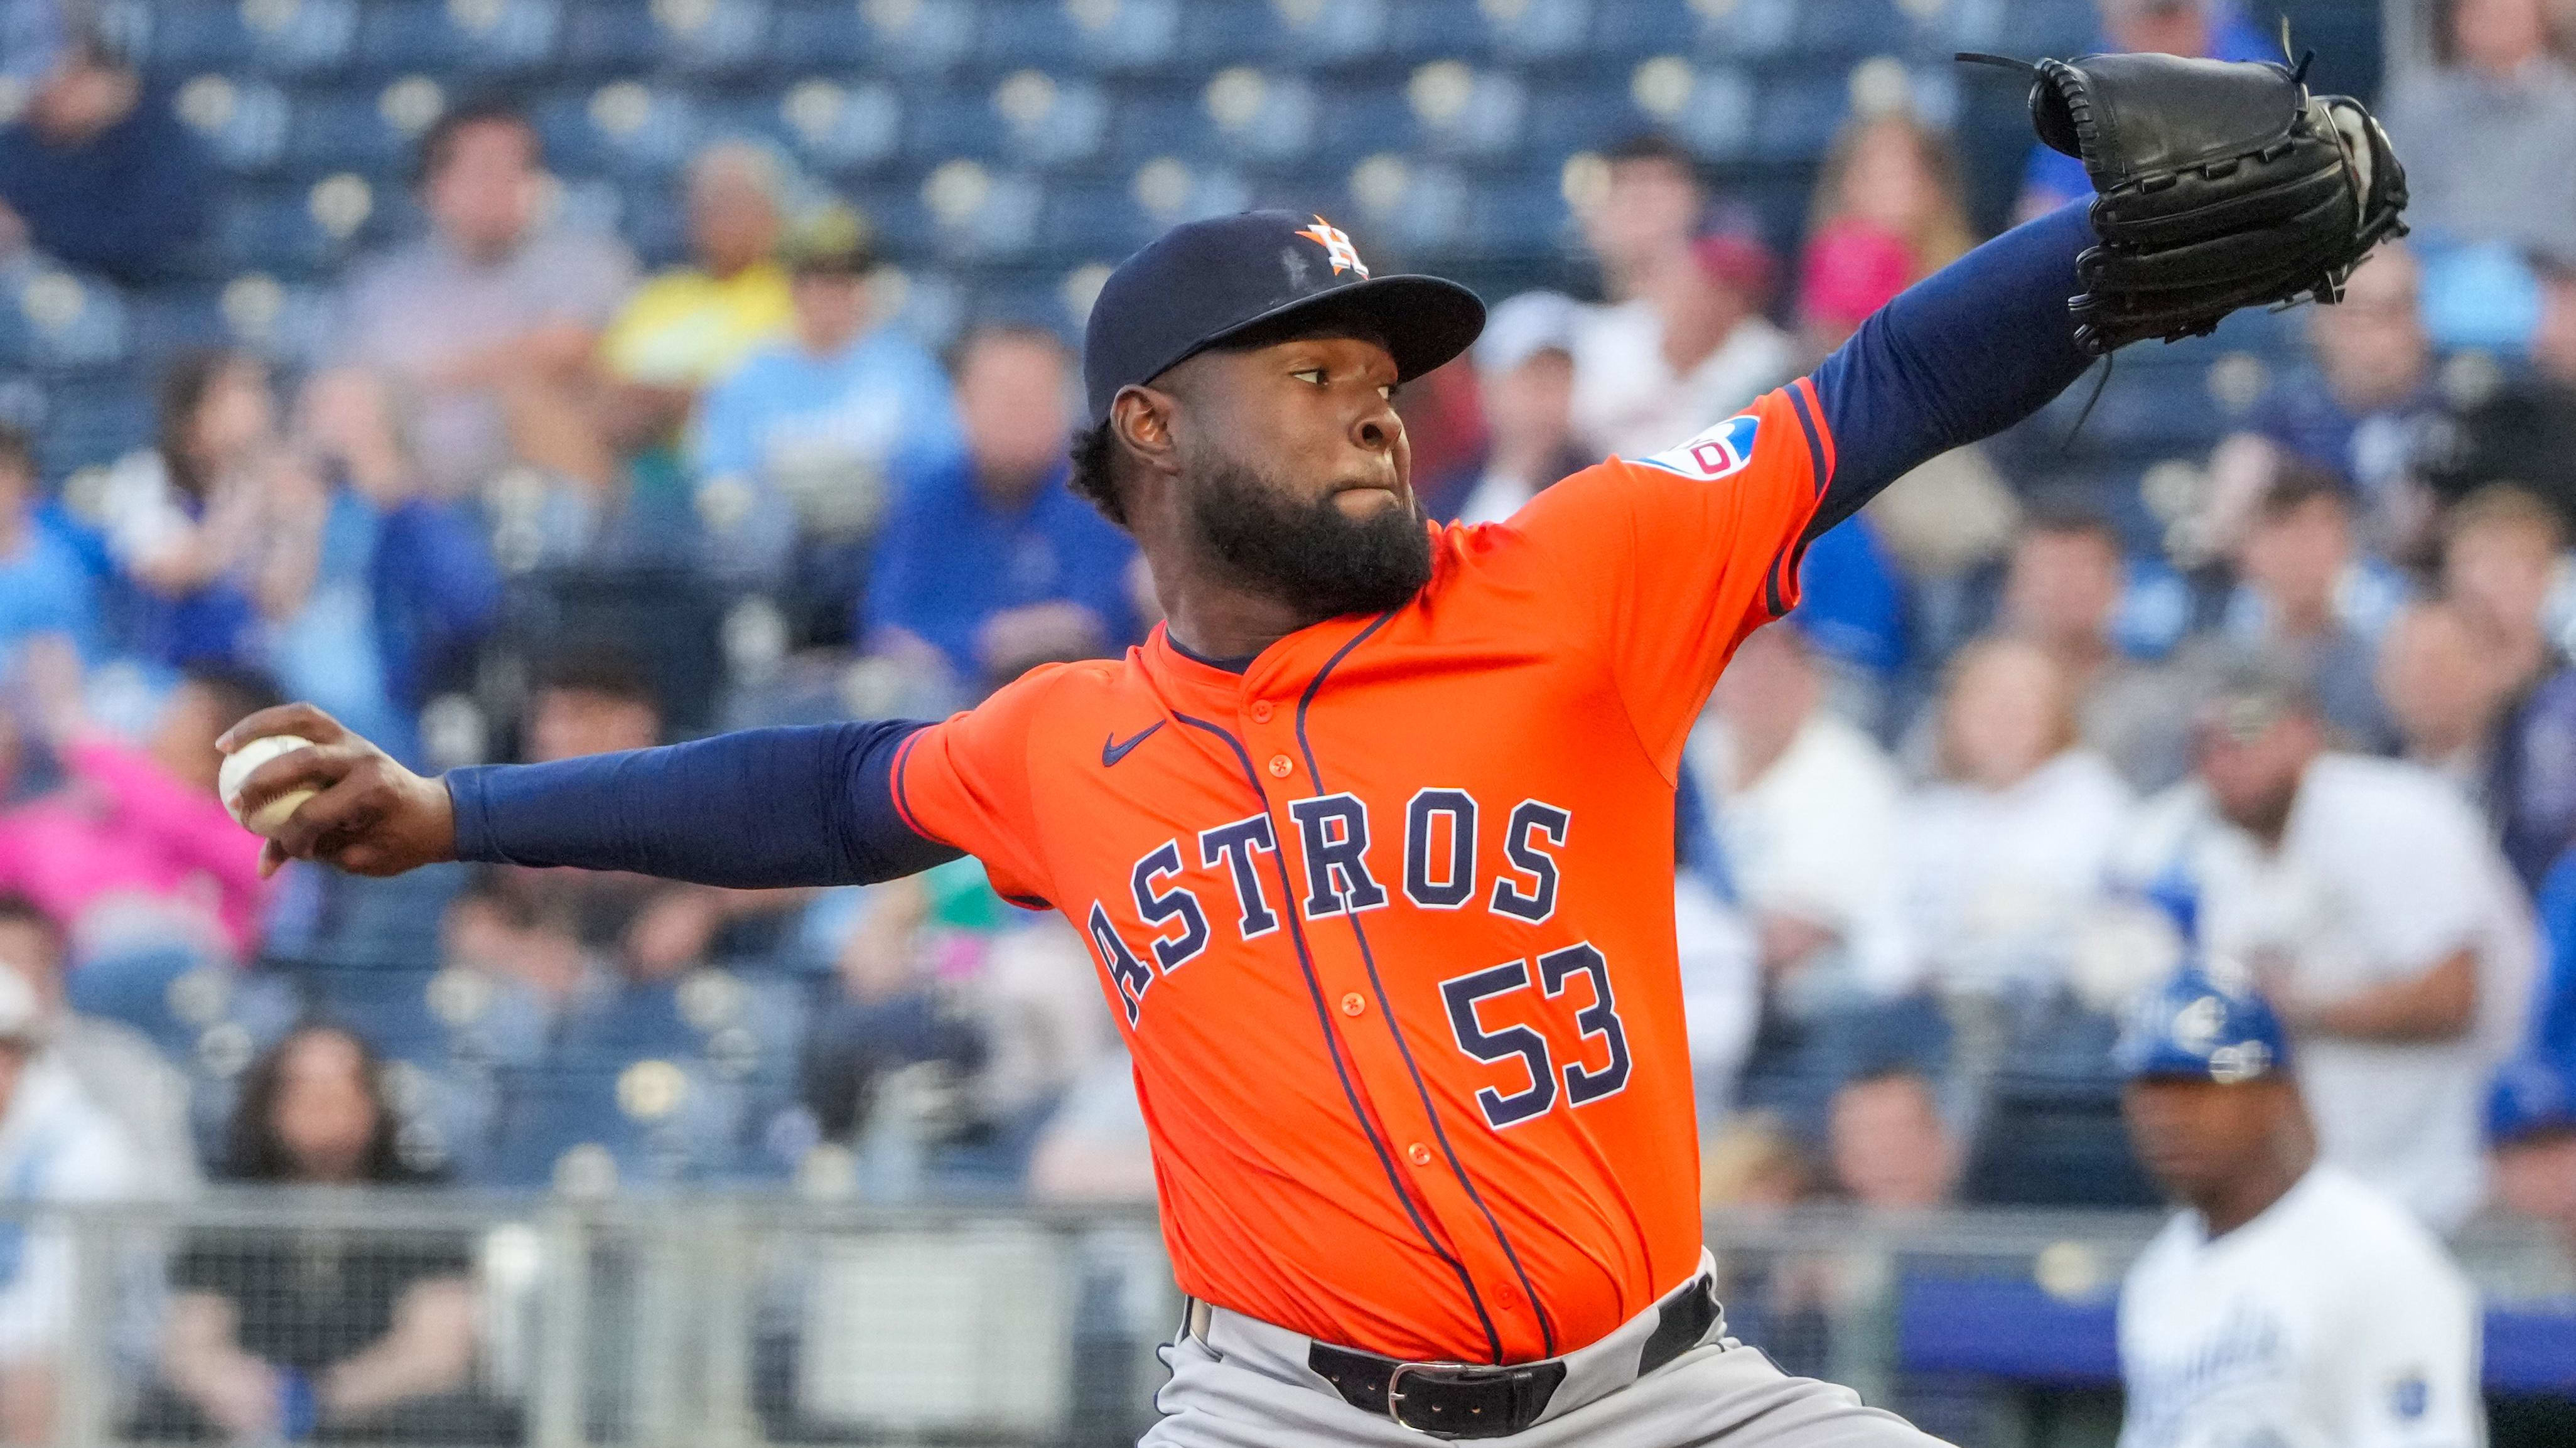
[1101,721,1165,768]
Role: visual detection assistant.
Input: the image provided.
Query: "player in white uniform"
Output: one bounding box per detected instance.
[2115,966,2485,1448]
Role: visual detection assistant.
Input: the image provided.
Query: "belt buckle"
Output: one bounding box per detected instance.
[1384,1361,1469,1438]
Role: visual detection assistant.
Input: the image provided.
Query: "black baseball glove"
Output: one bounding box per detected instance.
[1972,50,2409,355]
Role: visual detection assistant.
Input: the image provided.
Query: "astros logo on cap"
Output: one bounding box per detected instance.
[1295,215,1370,277]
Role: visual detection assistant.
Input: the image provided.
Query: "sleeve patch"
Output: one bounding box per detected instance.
[1634,414,1760,483]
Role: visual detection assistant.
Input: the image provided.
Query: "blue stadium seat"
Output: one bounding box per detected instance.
[212,187,345,277]
[994,77,1114,169]
[1693,0,1800,61]
[1308,81,1418,163]
[1489,0,1597,61]
[559,0,663,73]
[1520,78,1649,158]
[650,0,777,75]
[1173,0,1283,68]
[33,368,151,478]
[1790,0,1919,58]
[1383,1,1493,63]
[557,979,703,1066]
[175,75,294,176]
[305,965,451,1063]
[279,87,418,176]
[487,1060,738,1187]
[355,0,566,75]
[145,0,361,75]
[1043,183,1154,257]
[1460,173,1574,262]
[906,87,1011,164]
[1588,0,1696,59]
[131,286,234,361]
[1102,87,1217,167]
[1273,0,1401,66]
[972,0,1088,69]
[773,79,906,177]
[767,0,870,70]
[1752,67,1852,162]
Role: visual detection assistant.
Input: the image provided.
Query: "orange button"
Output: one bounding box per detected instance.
[1340,992,1366,1017]
[1494,1287,1523,1313]
[1251,700,1274,723]
[1407,1142,1433,1166]
[1268,754,1294,778]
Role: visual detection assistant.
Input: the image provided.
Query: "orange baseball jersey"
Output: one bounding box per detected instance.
[891,380,1835,1365]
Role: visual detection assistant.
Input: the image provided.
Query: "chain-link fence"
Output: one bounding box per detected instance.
[1,1195,2567,1447]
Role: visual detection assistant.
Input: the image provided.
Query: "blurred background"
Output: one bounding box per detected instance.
[0,0,2568,1443]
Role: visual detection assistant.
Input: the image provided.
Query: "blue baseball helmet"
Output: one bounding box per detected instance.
[2487,1053,2576,1145]
[2115,966,2293,1084]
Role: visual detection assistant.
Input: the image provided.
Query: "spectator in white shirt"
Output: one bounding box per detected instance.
[1570,227,1796,464]
[1691,622,1912,1009]
[1438,292,1592,527]
[0,967,138,1447]
[2117,662,2537,1230]
[1901,638,2135,1002]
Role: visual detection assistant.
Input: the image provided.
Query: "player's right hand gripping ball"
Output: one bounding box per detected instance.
[2017,51,2408,355]
[219,734,317,837]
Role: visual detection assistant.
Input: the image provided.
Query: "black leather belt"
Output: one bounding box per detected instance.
[1303,1275,1722,1439]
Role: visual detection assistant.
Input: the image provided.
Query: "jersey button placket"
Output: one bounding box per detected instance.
[1406,1142,1433,1167]
[1340,992,1366,1017]
[1267,753,1294,778]
[1249,700,1274,723]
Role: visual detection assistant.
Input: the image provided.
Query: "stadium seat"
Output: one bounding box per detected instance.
[303,963,453,1063]
[487,1058,738,1187]
[1265,0,1393,65]
[558,0,664,72]
[175,75,295,175]
[355,0,568,76]
[145,0,360,76]
[1752,67,1854,163]
[1480,0,1593,63]
[650,0,777,75]
[1383,1,1494,63]
[279,86,419,176]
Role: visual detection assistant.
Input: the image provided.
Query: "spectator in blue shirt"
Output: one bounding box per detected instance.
[865,325,1139,688]
[0,32,208,286]
[2015,0,2275,221]
[691,206,961,624]
[0,423,96,666]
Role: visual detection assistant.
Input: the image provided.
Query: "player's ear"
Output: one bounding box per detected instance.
[1111,385,1180,474]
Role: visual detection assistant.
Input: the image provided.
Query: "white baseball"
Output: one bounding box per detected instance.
[219,734,318,837]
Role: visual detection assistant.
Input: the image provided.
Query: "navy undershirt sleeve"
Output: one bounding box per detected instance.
[445,722,964,888]
[1803,202,2099,540]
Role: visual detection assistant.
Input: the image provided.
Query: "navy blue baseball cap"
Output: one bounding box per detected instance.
[1081,210,1486,424]
[2487,1053,2576,1145]
[2115,966,2294,1084]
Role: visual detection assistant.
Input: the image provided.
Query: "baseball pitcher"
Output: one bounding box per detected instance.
[220,53,2404,1447]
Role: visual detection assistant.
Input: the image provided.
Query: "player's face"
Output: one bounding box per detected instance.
[2123,1076,2284,1199]
[1167,331,1433,619]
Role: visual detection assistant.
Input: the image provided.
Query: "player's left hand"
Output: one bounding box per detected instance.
[1980,49,2408,353]
[218,703,459,879]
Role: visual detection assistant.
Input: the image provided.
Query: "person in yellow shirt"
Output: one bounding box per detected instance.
[600,139,794,442]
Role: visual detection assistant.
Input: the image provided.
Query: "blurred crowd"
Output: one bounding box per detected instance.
[0,0,2568,1437]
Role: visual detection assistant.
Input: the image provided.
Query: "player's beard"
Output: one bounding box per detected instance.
[1188,456,1434,621]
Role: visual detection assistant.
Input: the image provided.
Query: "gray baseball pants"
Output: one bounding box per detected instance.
[1141,1252,1952,1447]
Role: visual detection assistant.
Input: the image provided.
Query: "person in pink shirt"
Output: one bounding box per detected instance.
[0,650,279,967]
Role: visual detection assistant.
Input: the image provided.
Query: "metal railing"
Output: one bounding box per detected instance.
[2,1194,2567,1448]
